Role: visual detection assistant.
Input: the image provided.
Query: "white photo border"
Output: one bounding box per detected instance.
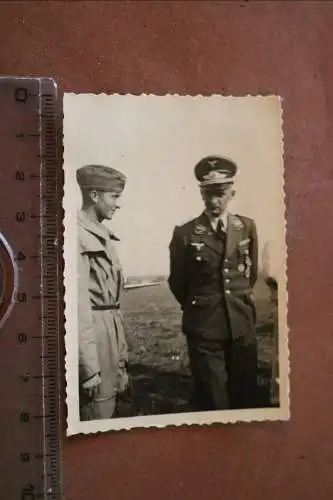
[63,94,289,436]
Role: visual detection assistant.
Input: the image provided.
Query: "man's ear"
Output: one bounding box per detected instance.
[89,189,99,203]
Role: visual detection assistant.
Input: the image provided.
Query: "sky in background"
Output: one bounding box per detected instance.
[63,94,285,280]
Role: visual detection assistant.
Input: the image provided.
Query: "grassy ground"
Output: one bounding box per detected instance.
[122,276,277,416]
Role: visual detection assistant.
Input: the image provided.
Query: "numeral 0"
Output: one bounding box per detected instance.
[15,87,28,103]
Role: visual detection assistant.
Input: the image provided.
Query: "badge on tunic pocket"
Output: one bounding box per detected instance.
[193,224,206,235]
[238,239,250,257]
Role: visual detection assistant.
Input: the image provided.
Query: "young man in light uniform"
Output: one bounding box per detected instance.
[77,164,131,420]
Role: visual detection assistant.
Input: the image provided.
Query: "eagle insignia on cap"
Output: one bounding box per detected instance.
[207,159,219,167]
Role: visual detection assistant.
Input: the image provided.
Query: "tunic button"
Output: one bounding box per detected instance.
[225,289,231,294]
[192,300,196,305]
[224,268,229,273]
[225,278,230,283]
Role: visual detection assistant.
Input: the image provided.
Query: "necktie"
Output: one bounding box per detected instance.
[216,219,225,239]
[217,219,224,231]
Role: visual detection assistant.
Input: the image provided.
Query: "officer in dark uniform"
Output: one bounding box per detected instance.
[168,156,259,411]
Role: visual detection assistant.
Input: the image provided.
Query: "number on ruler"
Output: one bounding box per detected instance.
[21,483,35,500]
[16,251,26,261]
[15,170,25,181]
[16,211,26,222]
[20,412,30,423]
[15,87,28,103]
[18,332,28,343]
[15,292,27,303]
[20,373,30,382]
[20,452,31,463]
[22,494,35,500]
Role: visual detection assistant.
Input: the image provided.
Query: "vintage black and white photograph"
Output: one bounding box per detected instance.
[63,94,288,435]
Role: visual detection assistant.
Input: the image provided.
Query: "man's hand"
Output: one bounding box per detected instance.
[82,373,102,399]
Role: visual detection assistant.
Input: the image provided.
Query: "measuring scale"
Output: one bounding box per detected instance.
[0,77,62,499]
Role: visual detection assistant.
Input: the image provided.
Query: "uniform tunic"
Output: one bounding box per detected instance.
[78,210,129,420]
[168,211,259,410]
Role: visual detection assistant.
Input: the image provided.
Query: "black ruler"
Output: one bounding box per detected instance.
[0,77,62,499]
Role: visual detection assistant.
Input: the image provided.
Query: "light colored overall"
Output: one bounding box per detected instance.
[78,210,128,420]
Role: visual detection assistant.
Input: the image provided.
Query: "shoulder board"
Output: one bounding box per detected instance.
[175,216,199,232]
[234,213,254,229]
[229,213,245,229]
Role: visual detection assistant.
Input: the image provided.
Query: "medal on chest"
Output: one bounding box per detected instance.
[237,238,252,279]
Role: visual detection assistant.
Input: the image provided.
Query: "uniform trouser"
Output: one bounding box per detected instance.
[80,310,129,421]
[186,336,258,411]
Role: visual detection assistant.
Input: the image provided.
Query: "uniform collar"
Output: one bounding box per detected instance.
[78,210,120,241]
[193,211,244,257]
